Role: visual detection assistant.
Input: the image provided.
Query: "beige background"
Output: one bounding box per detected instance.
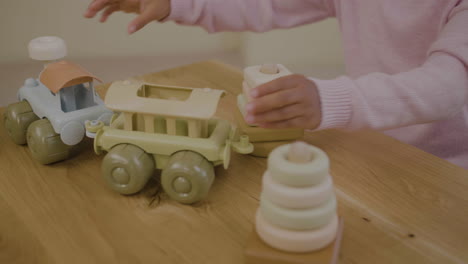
[0,0,344,106]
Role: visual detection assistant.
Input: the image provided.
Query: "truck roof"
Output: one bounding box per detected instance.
[104,81,225,120]
[40,60,101,93]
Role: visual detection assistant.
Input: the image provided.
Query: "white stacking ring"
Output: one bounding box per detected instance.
[259,194,336,230]
[256,210,338,253]
[262,171,334,209]
[267,144,329,187]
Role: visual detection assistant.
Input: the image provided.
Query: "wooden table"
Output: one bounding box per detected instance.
[1,61,467,264]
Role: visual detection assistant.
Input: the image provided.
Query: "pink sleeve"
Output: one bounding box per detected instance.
[313,4,468,131]
[167,0,335,33]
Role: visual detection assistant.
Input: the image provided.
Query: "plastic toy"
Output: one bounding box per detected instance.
[245,141,343,264]
[245,140,295,158]
[3,36,112,164]
[85,80,253,204]
[236,64,304,157]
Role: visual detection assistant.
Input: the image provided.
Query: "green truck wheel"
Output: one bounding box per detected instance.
[26,119,77,164]
[4,101,39,145]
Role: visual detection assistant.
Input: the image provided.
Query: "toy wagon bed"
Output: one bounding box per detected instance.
[86,80,253,204]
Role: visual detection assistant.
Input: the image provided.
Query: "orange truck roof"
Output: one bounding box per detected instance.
[40,60,101,93]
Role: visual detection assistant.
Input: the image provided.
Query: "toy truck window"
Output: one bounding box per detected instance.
[60,82,97,113]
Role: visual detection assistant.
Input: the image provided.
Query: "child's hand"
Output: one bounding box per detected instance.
[245,75,322,130]
[84,0,170,34]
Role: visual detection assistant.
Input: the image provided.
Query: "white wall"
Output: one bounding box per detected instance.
[0,0,239,63]
[0,0,344,80]
[241,19,345,78]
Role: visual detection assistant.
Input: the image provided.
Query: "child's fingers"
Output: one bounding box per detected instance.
[251,74,304,98]
[84,0,112,18]
[128,7,157,34]
[258,116,308,129]
[246,87,303,114]
[100,4,119,22]
[246,103,303,124]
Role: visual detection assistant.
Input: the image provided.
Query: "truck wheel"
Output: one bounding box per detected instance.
[26,119,76,164]
[4,101,39,145]
[102,144,155,195]
[161,151,215,204]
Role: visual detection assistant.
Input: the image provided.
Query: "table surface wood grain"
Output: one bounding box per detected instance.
[1,61,467,264]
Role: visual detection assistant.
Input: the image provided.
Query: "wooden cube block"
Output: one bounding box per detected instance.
[244,64,292,89]
[244,218,343,264]
[234,105,304,143]
[251,140,295,158]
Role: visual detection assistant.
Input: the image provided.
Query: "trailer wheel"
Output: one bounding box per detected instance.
[161,151,215,204]
[102,144,155,195]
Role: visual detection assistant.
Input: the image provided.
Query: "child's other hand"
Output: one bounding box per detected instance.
[245,75,322,130]
[84,0,170,34]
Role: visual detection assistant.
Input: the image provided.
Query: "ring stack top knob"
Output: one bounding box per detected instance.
[287,141,312,164]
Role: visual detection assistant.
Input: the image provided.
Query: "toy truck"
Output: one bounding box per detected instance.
[3,36,112,164]
[85,80,254,204]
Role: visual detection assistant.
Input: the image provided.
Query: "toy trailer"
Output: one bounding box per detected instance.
[86,80,253,204]
[4,37,112,164]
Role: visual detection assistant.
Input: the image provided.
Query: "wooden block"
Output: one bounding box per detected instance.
[245,218,343,264]
[252,141,294,158]
[234,106,304,143]
[244,64,292,89]
[243,81,253,102]
[259,64,280,74]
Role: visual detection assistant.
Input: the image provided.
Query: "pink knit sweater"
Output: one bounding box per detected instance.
[167,0,468,169]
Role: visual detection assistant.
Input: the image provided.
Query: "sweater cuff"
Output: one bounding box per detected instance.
[165,0,192,22]
[310,76,353,130]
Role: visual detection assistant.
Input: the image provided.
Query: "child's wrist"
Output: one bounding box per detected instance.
[308,77,352,130]
[157,0,171,21]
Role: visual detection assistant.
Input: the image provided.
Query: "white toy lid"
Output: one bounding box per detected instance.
[28,36,67,61]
